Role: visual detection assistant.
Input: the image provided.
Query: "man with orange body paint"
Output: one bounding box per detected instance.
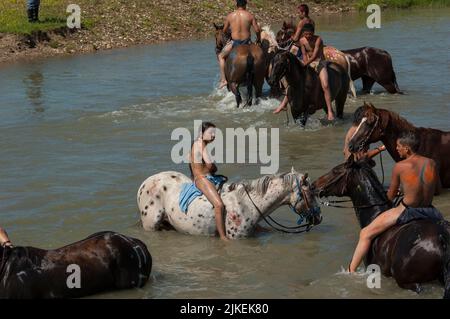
[348,132,444,273]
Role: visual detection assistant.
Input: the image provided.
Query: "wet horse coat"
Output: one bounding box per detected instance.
[313,157,450,298]
[0,231,152,298]
[137,170,321,239]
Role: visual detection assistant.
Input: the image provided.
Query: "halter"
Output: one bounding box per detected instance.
[243,175,321,234]
[356,114,379,152]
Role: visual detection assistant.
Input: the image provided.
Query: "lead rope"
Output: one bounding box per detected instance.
[243,186,312,234]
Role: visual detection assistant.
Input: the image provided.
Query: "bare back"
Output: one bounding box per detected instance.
[395,155,438,207]
[225,9,256,41]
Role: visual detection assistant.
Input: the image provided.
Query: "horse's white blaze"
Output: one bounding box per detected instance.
[351,117,368,139]
[137,171,312,239]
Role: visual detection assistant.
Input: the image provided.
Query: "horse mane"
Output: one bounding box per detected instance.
[378,107,416,133]
[230,172,301,197]
[261,25,278,45]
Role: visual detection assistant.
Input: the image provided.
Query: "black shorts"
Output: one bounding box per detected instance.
[396,205,444,226]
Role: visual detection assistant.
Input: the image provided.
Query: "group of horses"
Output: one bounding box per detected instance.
[213,22,402,125]
[2,22,449,300]
[136,103,450,299]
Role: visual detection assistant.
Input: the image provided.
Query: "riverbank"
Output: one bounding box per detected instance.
[0,0,448,65]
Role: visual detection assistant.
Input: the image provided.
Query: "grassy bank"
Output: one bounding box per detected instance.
[356,0,450,10]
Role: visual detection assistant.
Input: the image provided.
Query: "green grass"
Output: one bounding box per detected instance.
[0,0,94,34]
[356,0,450,10]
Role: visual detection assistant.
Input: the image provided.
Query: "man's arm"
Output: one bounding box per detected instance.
[387,164,402,201]
[300,39,308,65]
[252,16,261,42]
[0,227,11,246]
[365,145,386,160]
[305,36,323,65]
[223,15,230,34]
[431,159,442,195]
[291,20,304,43]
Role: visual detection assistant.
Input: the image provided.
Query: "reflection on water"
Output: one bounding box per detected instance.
[0,8,449,299]
[23,70,45,113]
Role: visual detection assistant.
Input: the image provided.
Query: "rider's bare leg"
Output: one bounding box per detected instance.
[273,95,289,114]
[218,43,232,89]
[319,68,335,121]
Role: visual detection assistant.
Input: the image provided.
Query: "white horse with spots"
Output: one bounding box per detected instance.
[137,169,322,239]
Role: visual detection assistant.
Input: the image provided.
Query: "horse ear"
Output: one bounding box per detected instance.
[291,166,297,174]
[283,21,288,29]
[213,23,218,29]
[345,154,356,168]
[302,173,309,184]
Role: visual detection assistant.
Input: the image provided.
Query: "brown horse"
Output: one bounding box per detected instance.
[268,50,349,126]
[213,23,265,108]
[348,102,450,188]
[0,231,152,298]
[313,156,450,298]
[277,22,402,94]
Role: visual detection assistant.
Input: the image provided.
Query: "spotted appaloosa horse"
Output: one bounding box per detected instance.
[137,169,322,239]
[0,231,152,298]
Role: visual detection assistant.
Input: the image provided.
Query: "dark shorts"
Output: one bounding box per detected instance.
[232,38,251,48]
[316,60,330,74]
[396,205,444,226]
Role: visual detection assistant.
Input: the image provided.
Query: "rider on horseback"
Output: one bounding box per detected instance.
[348,132,443,273]
[217,0,261,89]
[189,122,228,241]
[273,4,315,115]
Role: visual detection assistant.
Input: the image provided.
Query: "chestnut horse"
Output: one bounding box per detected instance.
[277,22,402,94]
[0,231,152,298]
[313,156,450,298]
[348,102,450,188]
[213,23,265,108]
[268,50,349,126]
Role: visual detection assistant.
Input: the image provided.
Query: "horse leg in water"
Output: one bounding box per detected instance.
[229,82,242,108]
[361,75,375,94]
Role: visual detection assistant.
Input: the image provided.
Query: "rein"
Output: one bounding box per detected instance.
[243,177,316,234]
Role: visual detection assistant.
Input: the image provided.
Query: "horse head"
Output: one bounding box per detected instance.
[267,50,292,87]
[276,20,295,46]
[313,155,390,226]
[213,23,230,56]
[348,102,386,152]
[286,170,322,226]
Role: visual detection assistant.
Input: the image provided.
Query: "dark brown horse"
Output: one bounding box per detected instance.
[0,231,152,298]
[268,50,349,126]
[313,156,450,298]
[213,23,265,108]
[277,22,402,94]
[348,102,450,188]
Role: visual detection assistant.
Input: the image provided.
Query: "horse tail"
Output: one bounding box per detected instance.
[244,52,254,107]
[344,54,356,98]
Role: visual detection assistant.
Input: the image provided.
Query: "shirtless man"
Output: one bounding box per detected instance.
[190,122,228,241]
[348,132,443,273]
[0,226,13,247]
[218,0,261,89]
[300,23,334,121]
[290,4,315,59]
[273,4,315,114]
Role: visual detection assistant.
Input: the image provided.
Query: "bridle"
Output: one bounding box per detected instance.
[243,175,321,234]
[354,114,380,152]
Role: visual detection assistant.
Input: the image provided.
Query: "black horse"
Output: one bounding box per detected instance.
[313,157,450,298]
[268,50,349,126]
[0,231,152,298]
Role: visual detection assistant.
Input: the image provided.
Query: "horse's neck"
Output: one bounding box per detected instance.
[237,185,289,222]
[347,175,391,228]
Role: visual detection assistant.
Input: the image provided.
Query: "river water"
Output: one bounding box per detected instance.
[0,8,449,298]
